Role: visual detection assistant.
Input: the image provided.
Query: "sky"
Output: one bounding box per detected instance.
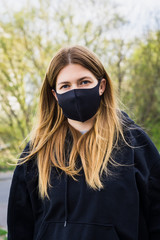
[0,0,160,38]
[115,0,160,34]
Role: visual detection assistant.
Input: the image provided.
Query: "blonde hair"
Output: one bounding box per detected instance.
[19,45,128,199]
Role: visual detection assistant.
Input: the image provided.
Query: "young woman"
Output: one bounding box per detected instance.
[7,46,160,240]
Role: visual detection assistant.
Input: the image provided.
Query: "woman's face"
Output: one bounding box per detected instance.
[51,63,106,123]
[56,64,99,93]
[52,64,106,99]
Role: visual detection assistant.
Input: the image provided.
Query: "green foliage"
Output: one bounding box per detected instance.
[0,228,7,240]
[0,0,160,170]
[123,31,160,150]
[149,123,160,150]
[0,0,126,169]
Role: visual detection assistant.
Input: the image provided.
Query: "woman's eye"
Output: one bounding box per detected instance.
[61,85,69,89]
[81,80,90,85]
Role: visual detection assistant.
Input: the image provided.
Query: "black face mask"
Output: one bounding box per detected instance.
[54,80,101,122]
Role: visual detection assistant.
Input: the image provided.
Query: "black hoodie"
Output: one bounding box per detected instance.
[7,115,160,240]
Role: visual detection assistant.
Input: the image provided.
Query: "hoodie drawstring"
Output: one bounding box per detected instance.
[64,173,68,227]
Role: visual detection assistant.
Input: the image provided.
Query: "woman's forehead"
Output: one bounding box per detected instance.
[56,64,96,84]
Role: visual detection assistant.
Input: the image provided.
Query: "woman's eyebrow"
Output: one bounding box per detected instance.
[58,76,92,85]
[58,81,70,86]
[78,76,92,81]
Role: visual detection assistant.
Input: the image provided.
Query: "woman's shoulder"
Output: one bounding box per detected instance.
[14,141,38,180]
[121,111,160,170]
[121,111,156,146]
[19,141,31,159]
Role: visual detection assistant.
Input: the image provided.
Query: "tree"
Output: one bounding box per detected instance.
[125,30,160,149]
[0,0,126,167]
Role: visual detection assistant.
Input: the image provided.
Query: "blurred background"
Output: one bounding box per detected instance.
[0,0,160,234]
[0,0,160,170]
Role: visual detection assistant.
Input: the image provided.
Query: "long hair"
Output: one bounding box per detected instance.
[19,45,128,199]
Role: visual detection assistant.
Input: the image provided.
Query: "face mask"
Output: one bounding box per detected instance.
[54,80,101,122]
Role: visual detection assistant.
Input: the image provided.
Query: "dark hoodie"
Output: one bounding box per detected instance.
[7,114,160,240]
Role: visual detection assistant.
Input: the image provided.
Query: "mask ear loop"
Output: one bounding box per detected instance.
[52,87,56,93]
[98,77,104,95]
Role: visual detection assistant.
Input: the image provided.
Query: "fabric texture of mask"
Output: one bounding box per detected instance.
[54,81,101,122]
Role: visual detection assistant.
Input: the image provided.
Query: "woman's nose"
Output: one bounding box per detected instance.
[70,84,79,90]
